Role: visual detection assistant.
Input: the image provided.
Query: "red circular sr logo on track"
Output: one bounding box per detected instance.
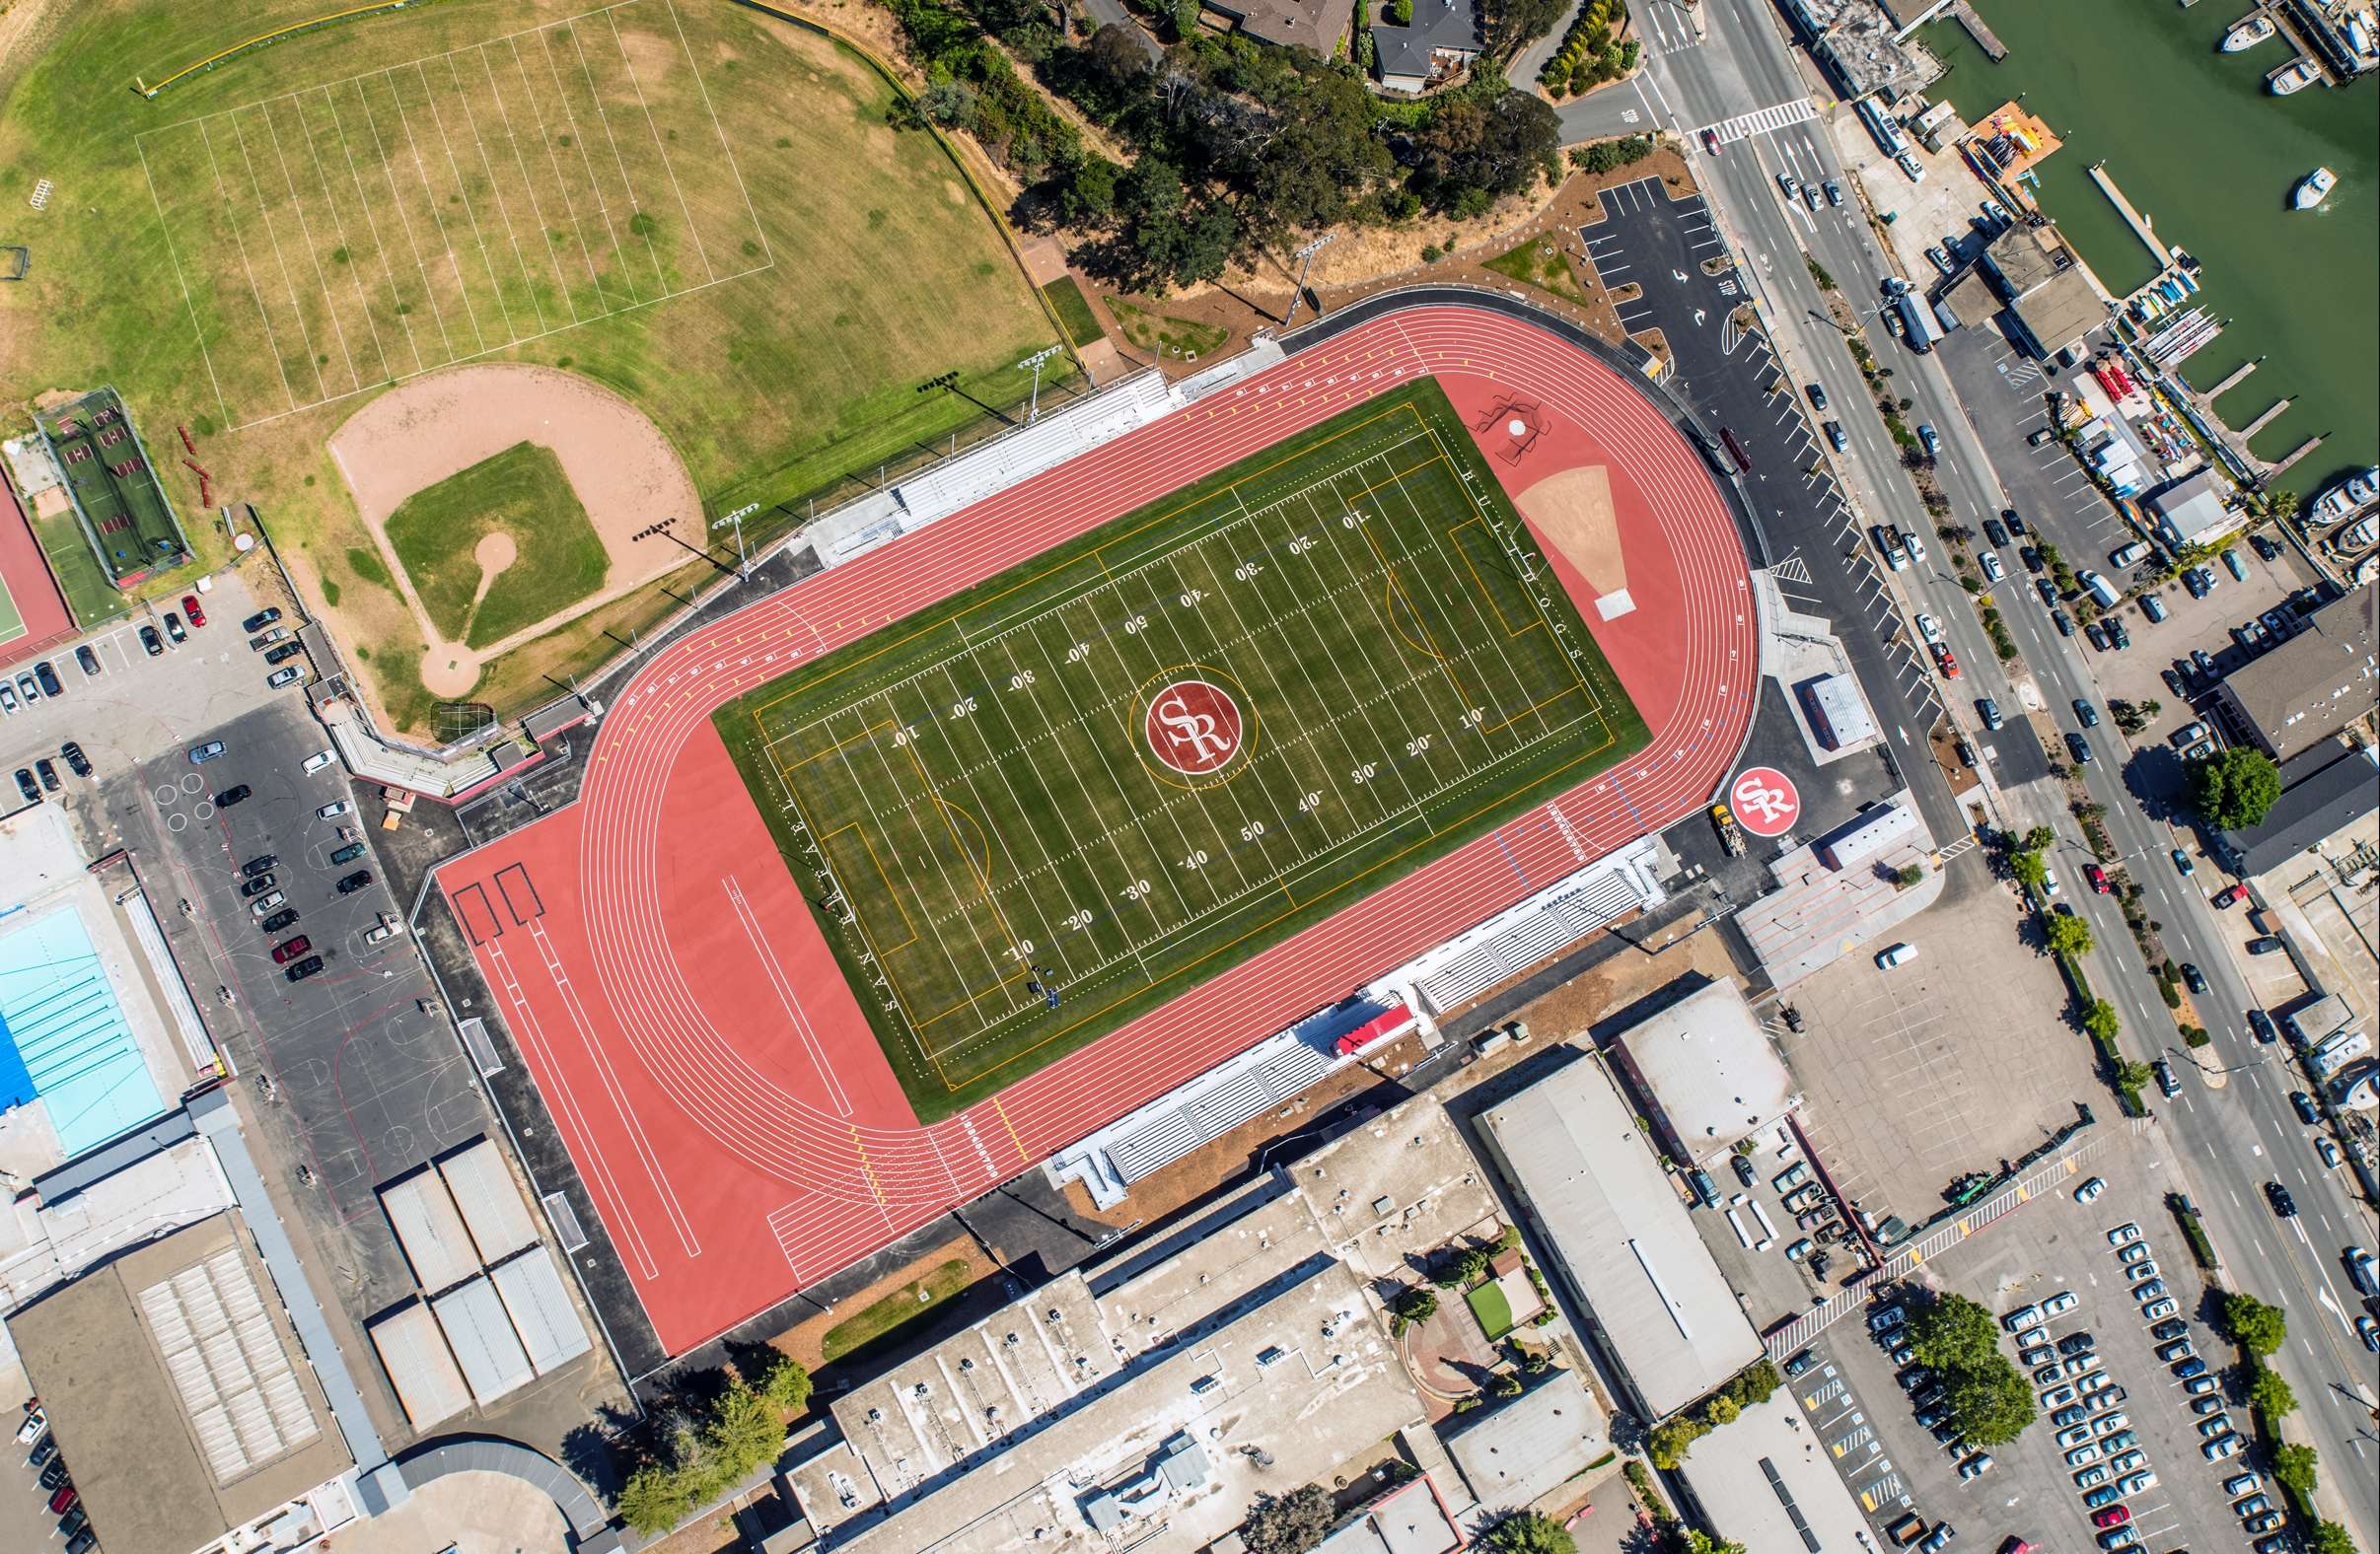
[1144,679,1244,775]
[1728,766,1801,836]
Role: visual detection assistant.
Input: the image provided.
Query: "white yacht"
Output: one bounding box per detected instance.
[2293,167,2337,208]
[2223,15,2275,50]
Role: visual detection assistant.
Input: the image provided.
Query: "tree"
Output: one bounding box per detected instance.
[1391,0,1413,21]
[2187,746,2282,830]
[2046,912,2096,959]
[1942,1357,2037,1447]
[1894,863,1925,889]
[1906,1293,2001,1373]
[617,1462,701,1535]
[755,1350,814,1414]
[2271,1442,2319,1497]
[1476,1509,1577,1553]
[2247,1362,2297,1421]
[2222,1291,2288,1358]
[2308,1523,2356,1554]
[1701,1393,1740,1428]
[2114,1056,2153,1093]
[705,1379,785,1478]
[1677,1533,1749,1554]
[2011,850,2047,890]
[1242,1484,1336,1554]
[2085,1001,2123,1047]
[1393,1286,1439,1328]
[1647,1416,1703,1469]
[1086,21,1154,82]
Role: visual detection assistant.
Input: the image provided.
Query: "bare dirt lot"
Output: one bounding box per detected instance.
[325,364,699,698]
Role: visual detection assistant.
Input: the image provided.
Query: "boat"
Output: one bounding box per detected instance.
[2312,481,2360,522]
[2269,57,2319,93]
[2349,466,2379,505]
[2223,14,2275,49]
[2340,515,2379,550]
[2294,167,2337,208]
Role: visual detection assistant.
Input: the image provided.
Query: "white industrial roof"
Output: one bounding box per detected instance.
[1614,979,1799,1166]
[431,1276,535,1406]
[367,1301,471,1429]
[1438,1369,1607,1508]
[437,1138,539,1265]
[137,1243,324,1484]
[488,1245,593,1376]
[379,1167,478,1294]
[1478,1054,1764,1419]
[1678,1392,1875,1551]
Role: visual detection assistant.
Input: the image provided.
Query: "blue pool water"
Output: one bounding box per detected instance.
[0,906,167,1158]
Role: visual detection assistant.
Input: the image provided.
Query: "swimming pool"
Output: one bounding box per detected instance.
[0,905,168,1158]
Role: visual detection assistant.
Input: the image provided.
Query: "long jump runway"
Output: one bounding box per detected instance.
[436,303,1758,1354]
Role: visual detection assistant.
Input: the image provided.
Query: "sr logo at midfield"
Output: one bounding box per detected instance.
[1141,677,1245,777]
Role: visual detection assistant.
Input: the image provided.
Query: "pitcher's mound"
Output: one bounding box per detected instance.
[1515,464,1631,618]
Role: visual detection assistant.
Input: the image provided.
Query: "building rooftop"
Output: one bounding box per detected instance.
[10,1212,352,1554]
[1372,0,1482,80]
[1475,1053,1764,1419]
[2217,587,2379,762]
[1205,0,1355,55]
[2223,742,2380,879]
[1610,979,1799,1166]
[1675,1392,1875,1552]
[2007,264,2105,358]
[1808,0,1943,101]
[1437,1368,1608,1507]
[1315,1475,1462,1554]
[2143,467,2236,547]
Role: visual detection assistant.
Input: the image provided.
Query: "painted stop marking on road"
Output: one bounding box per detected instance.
[1729,766,1801,836]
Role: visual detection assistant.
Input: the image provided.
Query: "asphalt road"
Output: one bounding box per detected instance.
[1625,0,2380,1535]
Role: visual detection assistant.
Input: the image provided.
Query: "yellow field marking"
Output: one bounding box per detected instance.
[1448,516,1544,639]
[991,1096,1029,1162]
[848,1124,887,1203]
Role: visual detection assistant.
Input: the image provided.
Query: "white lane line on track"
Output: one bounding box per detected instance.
[726,873,853,1117]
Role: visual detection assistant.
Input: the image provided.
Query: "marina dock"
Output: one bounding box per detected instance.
[2206,357,2263,398]
[2088,163,2173,269]
[2242,396,2294,436]
[2271,434,2326,475]
[1952,1,2007,60]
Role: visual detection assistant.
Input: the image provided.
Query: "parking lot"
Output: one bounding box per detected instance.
[1778,867,2101,1232]
[94,698,487,1338]
[1790,1129,2268,1553]
[4,1403,83,1554]
[1694,1119,1858,1332]
[0,572,301,809]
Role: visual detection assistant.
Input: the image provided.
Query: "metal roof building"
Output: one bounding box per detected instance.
[489,1244,595,1375]
[1610,978,1800,1166]
[437,1137,540,1264]
[1475,1052,1764,1420]
[431,1275,537,1405]
[1677,1392,1874,1551]
[8,1213,351,1554]
[2212,587,2379,762]
[379,1166,479,1294]
[1436,1368,1608,1508]
[367,1300,472,1429]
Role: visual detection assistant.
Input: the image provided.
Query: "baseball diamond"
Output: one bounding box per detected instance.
[714,380,1649,1122]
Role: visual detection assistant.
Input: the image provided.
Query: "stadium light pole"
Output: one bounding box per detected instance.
[637,519,738,581]
[1279,234,1335,331]
[1016,346,1062,423]
[710,501,759,580]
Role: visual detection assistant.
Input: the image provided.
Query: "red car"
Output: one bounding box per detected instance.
[271,935,313,964]
[2091,1505,2130,1529]
[49,1484,77,1515]
[2213,883,2246,908]
[2085,864,2111,894]
[1930,642,1961,679]
[181,594,206,627]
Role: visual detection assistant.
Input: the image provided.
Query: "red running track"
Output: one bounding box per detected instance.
[435,304,1757,1354]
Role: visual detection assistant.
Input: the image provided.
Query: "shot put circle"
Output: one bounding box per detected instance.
[1132,670,1252,788]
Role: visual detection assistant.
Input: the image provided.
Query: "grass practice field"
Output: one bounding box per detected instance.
[716,381,1647,1121]
[384,440,606,648]
[36,389,187,583]
[0,0,1059,726]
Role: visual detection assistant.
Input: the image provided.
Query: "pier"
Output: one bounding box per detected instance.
[2271,434,2326,476]
[2088,163,2173,269]
[1952,1,2007,60]
[2206,357,2263,398]
[2242,396,2293,437]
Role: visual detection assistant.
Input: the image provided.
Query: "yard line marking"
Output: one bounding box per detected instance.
[229,106,332,402]
[294,87,399,380]
[607,5,715,284]
[414,57,520,343]
[133,135,233,429]
[256,100,366,393]
[194,117,302,413]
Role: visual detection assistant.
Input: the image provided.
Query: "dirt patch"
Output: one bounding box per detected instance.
[1515,463,1626,597]
[326,363,697,703]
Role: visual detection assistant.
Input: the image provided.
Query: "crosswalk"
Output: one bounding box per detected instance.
[1700,97,1821,145]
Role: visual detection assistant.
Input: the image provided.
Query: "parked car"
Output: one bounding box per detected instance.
[336,870,374,894]
[285,955,326,982]
[318,800,352,819]
[240,606,283,633]
[1826,419,1847,452]
[15,768,42,803]
[140,624,164,656]
[271,936,313,964]
[216,784,252,807]
[34,661,62,696]
[181,593,207,627]
[331,841,367,866]
[1806,382,1829,411]
[60,742,92,778]
[2292,1091,2321,1124]
[239,873,277,898]
[264,641,304,666]
[75,644,101,676]
[2217,883,2250,909]
[258,908,300,935]
[266,665,305,689]
[188,741,227,764]
[2246,936,2284,955]
[163,611,187,644]
[303,748,336,773]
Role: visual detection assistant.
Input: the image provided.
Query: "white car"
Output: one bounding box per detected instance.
[2141,1298,2179,1320]
[2042,869,2061,897]
[1916,612,1943,644]
[2073,1464,2112,1489]
[2094,1411,2130,1436]
[2116,1470,2156,1496]
[2204,1434,2242,1461]
[2118,1240,2151,1264]
[1876,942,1918,969]
[303,748,336,773]
[2040,1384,2077,1409]
[2318,1138,2342,1168]
[1981,550,2003,583]
[2055,1424,2095,1449]
[2106,1448,2146,1474]
[2072,1176,2106,1203]
[2063,1441,2101,1466]
[2041,1290,2079,1316]
[364,920,398,945]
[14,1406,44,1445]
[2002,1304,2044,1333]
[2108,1222,2142,1245]
[318,800,352,819]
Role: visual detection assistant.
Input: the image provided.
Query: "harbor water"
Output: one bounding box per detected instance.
[1926,0,2378,495]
